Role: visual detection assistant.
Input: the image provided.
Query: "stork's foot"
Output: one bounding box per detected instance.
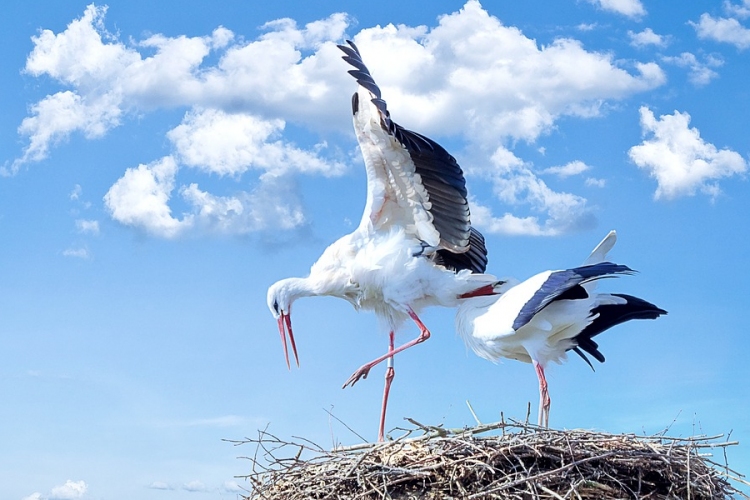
[342,363,373,388]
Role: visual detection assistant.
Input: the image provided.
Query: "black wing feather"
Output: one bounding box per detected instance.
[337,39,481,258]
[512,263,634,331]
[571,293,666,366]
[433,227,488,274]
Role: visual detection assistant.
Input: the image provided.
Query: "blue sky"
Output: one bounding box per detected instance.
[2,0,749,498]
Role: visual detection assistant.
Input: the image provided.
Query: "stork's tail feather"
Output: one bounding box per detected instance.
[572,293,667,369]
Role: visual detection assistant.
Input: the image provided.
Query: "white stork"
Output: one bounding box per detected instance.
[455,231,667,427]
[267,40,497,441]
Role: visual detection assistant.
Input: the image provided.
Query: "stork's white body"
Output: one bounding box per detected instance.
[455,231,666,427]
[267,41,495,441]
[456,272,623,367]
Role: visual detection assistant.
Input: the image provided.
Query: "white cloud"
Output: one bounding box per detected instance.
[662,52,723,86]
[585,177,607,188]
[349,1,664,144]
[49,482,87,500]
[691,13,750,49]
[542,160,591,178]
[15,0,665,162]
[13,5,351,171]
[70,184,82,200]
[22,494,43,500]
[468,148,594,236]
[104,156,307,238]
[628,107,748,200]
[182,480,209,492]
[47,480,87,500]
[16,1,669,237]
[148,481,172,490]
[586,0,646,19]
[75,219,100,234]
[63,246,91,259]
[629,28,668,48]
[6,91,121,174]
[181,179,306,233]
[576,23,599,32]
[725,0,750,19]
[103,156,189,238]
[168,108,344,178]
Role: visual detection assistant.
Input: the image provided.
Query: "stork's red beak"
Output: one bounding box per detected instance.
[277,312,299,369]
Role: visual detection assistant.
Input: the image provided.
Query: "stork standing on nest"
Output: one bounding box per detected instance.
[267,40,496,441]
[455,231,667,427]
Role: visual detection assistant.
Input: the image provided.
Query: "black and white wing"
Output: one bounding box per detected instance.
[512,263,635,331]
[338,40,487,272]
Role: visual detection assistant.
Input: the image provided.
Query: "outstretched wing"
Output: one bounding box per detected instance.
[338,40,483,259]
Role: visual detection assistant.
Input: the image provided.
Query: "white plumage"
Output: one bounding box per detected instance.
[455,231,667,427]
[267,40,496,441]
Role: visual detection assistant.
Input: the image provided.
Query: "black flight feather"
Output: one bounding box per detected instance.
[337,39,486,260]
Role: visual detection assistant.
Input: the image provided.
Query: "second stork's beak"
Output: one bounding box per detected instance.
[277,311,299,369]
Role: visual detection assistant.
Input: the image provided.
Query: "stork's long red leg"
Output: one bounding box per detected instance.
[533,360,551,427]
[377,331,396,442]
[342,307,430,388]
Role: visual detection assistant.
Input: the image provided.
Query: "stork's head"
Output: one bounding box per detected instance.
[267,278,301,369]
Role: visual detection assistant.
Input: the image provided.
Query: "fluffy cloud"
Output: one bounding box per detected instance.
[103,156,307,237]
[16,0,665,156]
[348,1,663,144]
[103,156,188,238]
[691,13,750,49]
[16,1,668,237]
[586,0,646,19]
[24,480,88,500]
[628,107,748,199]
[167,108,344,178]
[629,28,668,48]
[14,4,351,170]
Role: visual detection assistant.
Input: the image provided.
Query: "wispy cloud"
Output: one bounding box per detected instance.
[62,246,91,259]
[75,219,100,235]
[662,52,723,86]
[542,160,591,178]
[468,149,595,236]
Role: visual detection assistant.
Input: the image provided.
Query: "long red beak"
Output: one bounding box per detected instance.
[277,312,299,369]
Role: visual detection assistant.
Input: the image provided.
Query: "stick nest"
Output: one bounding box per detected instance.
[231,419,747,499]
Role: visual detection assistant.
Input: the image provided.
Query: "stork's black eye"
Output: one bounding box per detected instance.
[273,300,279,314]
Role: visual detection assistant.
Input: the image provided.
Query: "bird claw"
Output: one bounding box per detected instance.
[342,365,371,388]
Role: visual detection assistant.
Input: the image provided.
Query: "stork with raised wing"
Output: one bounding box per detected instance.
[455,231,666,427]
[267,40,496,441]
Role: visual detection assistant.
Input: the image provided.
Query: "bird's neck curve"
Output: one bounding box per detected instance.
[280,276,325,301]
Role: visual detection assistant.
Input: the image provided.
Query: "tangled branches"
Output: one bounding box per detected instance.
[229,419,747,499]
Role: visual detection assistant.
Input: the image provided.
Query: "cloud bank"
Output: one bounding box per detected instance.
[13,1,669,237]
